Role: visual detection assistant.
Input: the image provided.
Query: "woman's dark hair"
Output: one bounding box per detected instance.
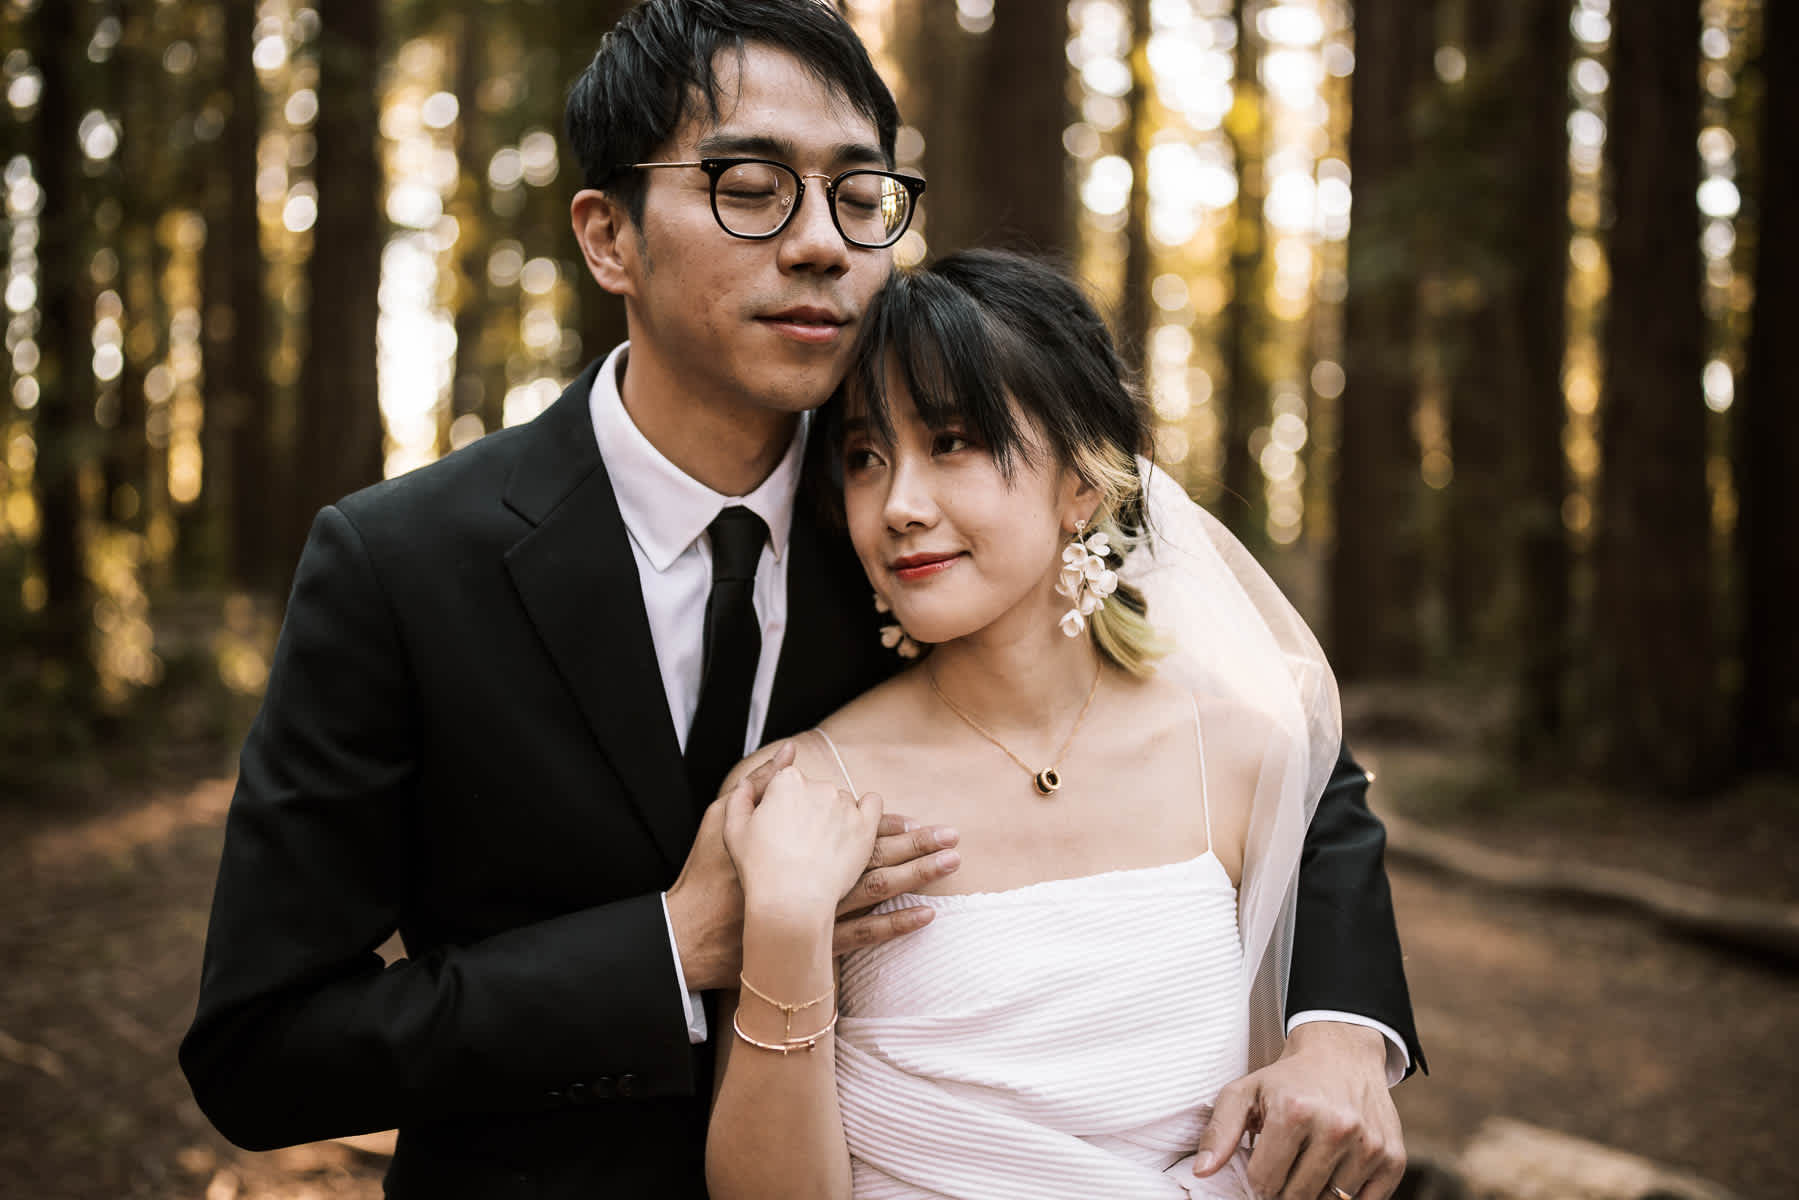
[565,0,899,222]
[828,249,1166,674]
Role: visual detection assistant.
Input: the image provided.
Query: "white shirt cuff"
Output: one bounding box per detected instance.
[660,892,709,1044]
[1286,1010,1408,1087]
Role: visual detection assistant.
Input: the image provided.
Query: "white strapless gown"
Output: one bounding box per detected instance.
[834,852,1255,1199]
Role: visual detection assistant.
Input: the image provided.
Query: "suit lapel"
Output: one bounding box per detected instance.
[502,364,693,872]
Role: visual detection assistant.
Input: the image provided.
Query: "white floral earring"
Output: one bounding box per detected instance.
[874,591,922,659]
[1055,520,1118,637]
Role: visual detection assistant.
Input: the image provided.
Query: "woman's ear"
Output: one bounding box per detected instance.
[1060,471,1104,533]
[571,189,638,298]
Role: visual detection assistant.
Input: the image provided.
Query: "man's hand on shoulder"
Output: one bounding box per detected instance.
[1192,1020,1405,1200]
[665,741,962,990]
[830,812,959,954]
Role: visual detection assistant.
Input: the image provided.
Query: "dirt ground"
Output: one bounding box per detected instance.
[2,749,1795,1200]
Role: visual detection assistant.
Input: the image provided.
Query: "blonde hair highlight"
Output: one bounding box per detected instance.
[1069,441,1169,678]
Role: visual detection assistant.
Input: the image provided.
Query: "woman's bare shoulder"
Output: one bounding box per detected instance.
[816,666,928,748]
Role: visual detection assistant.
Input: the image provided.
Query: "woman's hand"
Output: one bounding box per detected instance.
[724,763,883,925]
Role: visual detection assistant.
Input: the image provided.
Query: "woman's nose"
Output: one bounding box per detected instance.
[882,457,937,530]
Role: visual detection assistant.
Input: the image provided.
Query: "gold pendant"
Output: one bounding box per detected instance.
[1033,767,1061,795]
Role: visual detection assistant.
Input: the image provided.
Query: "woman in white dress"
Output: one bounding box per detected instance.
[704,251,1342,1200]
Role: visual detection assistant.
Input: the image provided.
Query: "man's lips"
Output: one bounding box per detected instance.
[891,552,962,581]
[758,306,850,345]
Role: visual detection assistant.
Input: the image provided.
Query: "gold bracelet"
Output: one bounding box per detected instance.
[739,973,835,1039]
[731,1006,840,1055]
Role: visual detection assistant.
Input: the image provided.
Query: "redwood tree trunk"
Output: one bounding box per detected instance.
[1736,0,1799,775]
[980,0,1071,256]
[223,0,273,588]
[1592,0,1714,791]
[1508,0,1573,754]
[1443,0,1572,748]
[31,0,95,698]
[1329,0,1432,678]
[290,0,385,582]
[894,2,978,258]
[1221,0,1267,541]
[1117,0,1154,373]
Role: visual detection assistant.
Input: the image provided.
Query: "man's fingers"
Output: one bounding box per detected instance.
[1273,1134,1347,1200]
[875,812,917,837]
[867,822,959,870]
[1240,1092,1307,1199]
[831,904,933,956]
[1358,1136,1407,1200]
[837,846,961,915]
[718,777,755,845]
[1192,1078,1258,1177]
[1341,1116,1405,1200]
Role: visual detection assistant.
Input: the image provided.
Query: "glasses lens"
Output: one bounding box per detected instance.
[834,172,911,247]
[712,162,796,237]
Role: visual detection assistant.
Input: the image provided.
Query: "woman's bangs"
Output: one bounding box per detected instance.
[851,273,1030,472]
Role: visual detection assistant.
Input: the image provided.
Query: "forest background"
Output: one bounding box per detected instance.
[1,0,1795,1196]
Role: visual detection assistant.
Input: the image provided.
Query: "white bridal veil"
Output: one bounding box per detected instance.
[1123,458,1344,1072]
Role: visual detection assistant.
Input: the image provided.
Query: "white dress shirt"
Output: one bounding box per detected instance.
[590,343,803,1043]
[588,342,1408,1079]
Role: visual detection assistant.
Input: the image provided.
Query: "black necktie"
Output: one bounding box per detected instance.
[685,506,768,808]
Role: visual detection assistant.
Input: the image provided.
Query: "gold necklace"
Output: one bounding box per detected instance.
[927,664,1102,795]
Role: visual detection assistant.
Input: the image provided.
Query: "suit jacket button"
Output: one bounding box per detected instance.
[567,1081,590,1105]
[546,1088,564,1104]
[617,1073,641,1097]
[593,1075,616,1098]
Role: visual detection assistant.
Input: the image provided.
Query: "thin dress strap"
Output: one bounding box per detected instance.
[812,727,859,795]
[1187,694,1213,854]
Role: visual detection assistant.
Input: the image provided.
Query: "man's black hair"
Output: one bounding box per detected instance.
[566,0,900,223]
[832,249,1153,486]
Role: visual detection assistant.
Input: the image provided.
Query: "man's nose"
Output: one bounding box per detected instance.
[776,177,853,275]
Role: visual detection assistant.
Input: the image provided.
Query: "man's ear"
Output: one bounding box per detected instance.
[571,188,638,298]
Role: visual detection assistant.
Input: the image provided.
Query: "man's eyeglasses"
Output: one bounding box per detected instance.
[628,157,926,249]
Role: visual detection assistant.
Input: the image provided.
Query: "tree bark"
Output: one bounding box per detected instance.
[101,0,149,534]
[222,0,273,588]
[1736,0,1799,775]
[1442,0,1572,749]
[1221,0,1267,541]
[1328,0,1433,678]
[449,6,497,432]
[290,0,385,582]
[1507,0,1573,754]
[893,2,978,258]
[1592,0,1714,791]
[1117,0,1154,374]
[30,0,95,699]
[978,0,1071,256]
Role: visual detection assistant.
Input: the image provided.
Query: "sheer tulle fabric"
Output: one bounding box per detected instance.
[1125,459,1342,1070]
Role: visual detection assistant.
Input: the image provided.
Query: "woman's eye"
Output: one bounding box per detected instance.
[844,446,881,470]
[932,432,970,455]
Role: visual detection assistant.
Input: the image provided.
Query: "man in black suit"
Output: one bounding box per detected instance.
[181,3,1422,1197]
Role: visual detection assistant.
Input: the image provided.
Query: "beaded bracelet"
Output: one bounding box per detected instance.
[731,1006,840,1055]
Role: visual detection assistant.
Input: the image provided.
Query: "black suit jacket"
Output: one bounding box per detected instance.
[182,361,1420,1198]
